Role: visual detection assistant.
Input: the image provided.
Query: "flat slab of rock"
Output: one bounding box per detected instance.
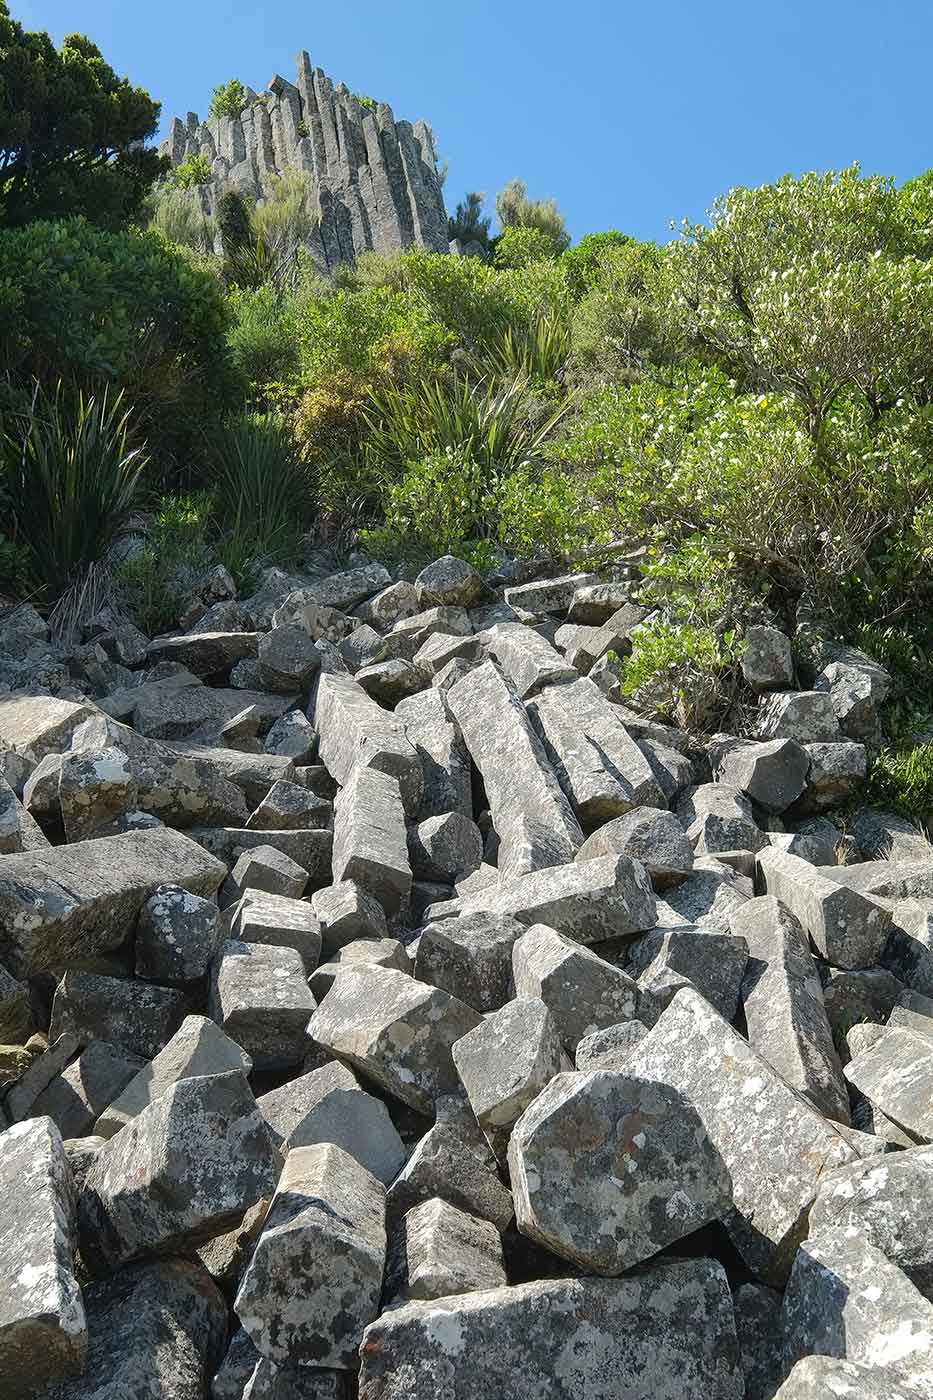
[187,826,332,886]
[844,1027,933,1142]
[503,572,599,615]
[309,965,482,1114]
[235,1142,385,1370]
[383,1197,506,1307]
[733,895,849,1124]
[0,693,96,759]
[576,806,693,888]
[0,1117,86,1394]
[96,1014,251,1138]
[31,1041,146,1139]
[332,765,411,917]
[774,1356,914,1399]
[513,923,640,1052]
[210,941,315,1071]
[0,827,225,977]
[625,987,856,1284]
[394,688,472,820]
[79,1068,279,1272]
[51,972,187,1060]
[147,629,260,677]
[508,1069,733,1273]
[446,659,582,878]
[484,621,576,698]
[757,847,891,969]
[359,1260,744,1399]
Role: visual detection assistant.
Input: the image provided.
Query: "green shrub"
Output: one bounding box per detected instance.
[362,448,493,562]
[561,231,631,298]
[216,190,253,258]
[620,618,743,729]
[209,79,247,121]
[474,308,571,385]
[173,155,212,190]
[495,178,571,252]
[497,464,608,559]
[448,192,492,251]
[3,383,148,601]
[206,414,313,583]
[226,283,302,399]
[353,93,377,112]
[0,217,232,470]
[493,226,564,269]
[864,745,933,830]
[148,185,216,251]
[294,283,453,383]
[118,493,214,633]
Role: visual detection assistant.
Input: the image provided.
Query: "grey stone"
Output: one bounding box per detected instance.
[79,1068,279,1272]
[415,912,524,1011]
[231,891,322,969]
[32,1042,146,1139]
[446,660,583,877]
[808,1147,933,1300]
[246,780,331,831]
[408,812,483,883]
[680,782,767,855]
[822,967,904,1036]
[512,923,639,1052]
[308,965,482,1114]
[212,1328,262,1400]
[210,941,314,1070]
[187,827,332,885]
[0,693,96,760]
[453,852,657,946]
[625,987,856,1284]
[285,1074,406,1184]
[655,859,751,931]
[710,735,810,814]
[339,623,385,672]
[394,688,471,820]
[264,710,317,764]
[452,996,569,1159]
[509,1069,733,1273]
[312,880,388,952]
[131,686,290,744]
[734,897,850,1123]
[628,925,749,1025]
[358,1261,744,1400]
[527,677,665,827]
[576,807,693,888]
[355,581,420,629]
[415,556,483,609]
[0,1117,86,1394]
[814,657,890,739]
[782,1229,933,1395]
[574,1020,649,1070]
[257,626,320,693]
[4,1034,80,1121]
[356,658,425,704]
[768,816,847,865]
[757,847,891,969]
[638,735,699,802]
[732,1283,785,1400]
[0,773,23,852]
[96,1014,251,1138]
[0,961,31,1042]
[332,765,411,917]
[889,986,933,1039]
[742,625,795,692]
[314,672,423,817]
[295,565,392,613]
[256,1061,355,1148]
[799,742,867,811]
[758,691,840,743]
[235,1143,385,1370]
[772,1356,913,1399]
[46,1255,228,1400]
[147,629,260,678]
[0,827,225,977]
[845,1027,933,1142]
[854,808,933,862]
[567,581,634,624]
[483,622,576,698]
[225,845,309,907]
[384,1197,505,1307]
[310,938,411,1003]
[386,1119,514,1232]
[51,972,186,1059]
[136,884,224,983]
[241,1359,349,1398]
[412,630,482,677]
[503,572,599,615]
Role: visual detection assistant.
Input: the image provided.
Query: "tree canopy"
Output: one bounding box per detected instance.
[0,1,163,228]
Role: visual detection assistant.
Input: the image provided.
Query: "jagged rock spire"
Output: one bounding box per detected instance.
[160,51,449,270]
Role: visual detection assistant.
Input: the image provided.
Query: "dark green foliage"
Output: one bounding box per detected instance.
[209,79,246,120]
[448,192,492,250]
[2,382,147,599]
[0,2,164,228]
[864,745,933,830]
[562,231,631,297]
[217,190,254,259]
[173,154,211,189]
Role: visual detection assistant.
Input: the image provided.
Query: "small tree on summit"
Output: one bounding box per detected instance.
[209,79,247,121]
[495,178,570,252]
[0,1,163,228]
[448,191,492,250]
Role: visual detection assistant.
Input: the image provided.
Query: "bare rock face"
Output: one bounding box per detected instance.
[235,1142,386,1370]
[0,1117,86,1395]
[383,1197,506,1306]
[508,1070,733,1274]
[358,1261,745,1399]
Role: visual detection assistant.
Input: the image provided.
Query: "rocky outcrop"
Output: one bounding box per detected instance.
[160,51,449,270]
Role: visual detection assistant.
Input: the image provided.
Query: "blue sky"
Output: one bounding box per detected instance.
[16,0,932,243]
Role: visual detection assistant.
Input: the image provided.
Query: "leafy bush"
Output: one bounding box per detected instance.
[497,464,608,559]
[620,618,743,729]
[294,283,453,383]
[354,93,377,112]
[118,493,214,633]
[3,383,147,600]
[148,185,216,251]
[493,226,563,269]
[205,414,313,583]
[173,154,212,189]
[495,178,570,252]
[475,308,571,385]
[561,232,631,298]
[216,190,254,258]
[362,447,493,562]
[226,283,302,397]
[448,192,492,250]
[864,745,933,830]
[209,79,247,120]
[0,217,232,469]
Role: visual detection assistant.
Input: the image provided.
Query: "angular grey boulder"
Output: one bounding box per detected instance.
[415,912,524,1011]
[452,996,570,1160]
[710,736,810,814]
[385,1119,514,1232]
[308,965,482,1114]
[246,780,331,831]
[627,925,749,1025]
[741,625,794,693]
[31,1041,146,1140]
[415,555,483,609]
[844,1027,933,1142]
[235,1142,385,1371]
[383,1197,506,1307]
[508,1069,733,1274]
[57,744,138,841]
[79,1068,279,1272]
[230,889,322,969]
[446,659,583,878]
[757,690,840,743]
[512,923,639,1052]
[757,847,891,969]
[284,1072,406,1185]
[574,1020,649,1070]
[224,845,309,905]
[332,765,411,917]
[394,687,472,820]
[257,625,321,693]
[0,827,225,977]
[135,884,224,984]
[732,1282,785,1400]
[51,971,187,1060]
[314,672,423,818]
[575,806,693,888]
[209,941,314,1071]
[407,811,483,883]
[0,1117,86,1394]
[312,880,389,952]
[359,1261,744,1399]
[625,987,856,1284]
[483,621,576,698]
[773,1357,913,1399]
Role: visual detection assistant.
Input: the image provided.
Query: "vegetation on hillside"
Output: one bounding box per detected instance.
[2,2,933,806]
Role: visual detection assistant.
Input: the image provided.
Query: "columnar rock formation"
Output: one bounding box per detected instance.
[160,51,449,270]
